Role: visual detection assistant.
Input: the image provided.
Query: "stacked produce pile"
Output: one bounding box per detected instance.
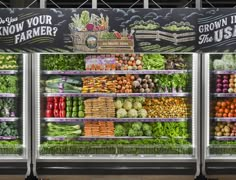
[213,54,236,70]
[114,121,188,138]
[215,75,230,93]
[132,75,155,93]
[152,74,189,93]
[142,54,188,70]
[115,54,143,70]
[214,122,236,137]
[46,123,82,137]
[0,55,18,70]
[45,97,85,118]
[42,54,85,70]
[84,121,114,136]
[116,75,134,93]
[84,97,115,118]
[45,76,82,93]
[0,75,18,93]
[115,122,152,137]
[0,140,22,155]
[0,98,16,117]
[0,122,18,137]
[82,76,116,93]
[144,98,190,118]
[115,97,147,118]
[214,99,236,117]
[85,55,116,71]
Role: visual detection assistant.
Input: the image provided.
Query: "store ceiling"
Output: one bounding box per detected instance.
[0,0,235,8]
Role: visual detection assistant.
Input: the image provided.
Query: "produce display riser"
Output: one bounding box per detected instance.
[33,52,199,177]
[203,53,236,176]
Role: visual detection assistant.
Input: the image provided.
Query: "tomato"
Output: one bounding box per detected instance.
[221,102,227,107]
[219,109,224,113]
[217,102,222,106]
[225,109,230,114]
[230,110,235,113]
[54,97,60,102]
[231,104,235,109]
[45,110,53,117]
[60,97,66,102]
[215,113,219,117]
[233,99,236,103]
[223,113,228,117]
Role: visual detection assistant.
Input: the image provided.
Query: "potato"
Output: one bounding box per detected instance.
[215,126,220,132]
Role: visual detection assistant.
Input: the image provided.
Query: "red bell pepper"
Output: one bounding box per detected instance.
[59,101,66,110]
[60,97,66,102]
[45,110,53,117]
[47,97,54,102]
[54,101,59,110]
[53,109,59,117]
[47,102,53,110]
[54,97,60,102]
[59,110,66,118]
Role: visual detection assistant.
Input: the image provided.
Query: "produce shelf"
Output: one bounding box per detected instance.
[212,117,236,122]
[0,144,23,155]
[212,93,236,97]
[42,70,191,75]
[40,144,193,155]
[214,136,236,141]
[0,136,18,140]
[212,70,236,74]
[43,117,189,123]
[0,93,17,97]
[43,92,190,97]
[44,136,153,141]
[44,136,187,141]
[0,70,18,74]
[0,118,19,122]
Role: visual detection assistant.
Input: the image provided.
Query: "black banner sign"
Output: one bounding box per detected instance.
[0,8,235,53]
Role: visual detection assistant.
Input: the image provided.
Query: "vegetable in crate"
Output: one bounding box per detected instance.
[228,74,236,93]
[214,99,236,117]
[214,122,236,136]
[0,75,18,93]
[144,98,189,118]
[215,74,229,93]
[142,54,165,70]
[213,54,236,70]
[0,122,18,136]
[165,55,187,70]
[85,55,116,71]
[42,54,85,70]
[116,75,134,93]
[46,123,82,137]
[115,54,143,70]
[0,55,18,70]
[0,98,16,117]
[132,75,155,93]
[45,76,82,93]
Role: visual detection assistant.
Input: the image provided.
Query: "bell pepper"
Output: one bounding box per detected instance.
[66,112,72,118]
[45,110,53,117]
[60,97,66,102]
[66,107,72,112]
[54,101,59,110]
[73,101,78,106]
[59,101,66,110]
[53,109,59,117]
[47,97,54,102]
[54,97,60,102]
[72,106,78,112]
[47,102,53,110]
[72,111,77,118]
[66,100,72,106]
[59,110,66,118]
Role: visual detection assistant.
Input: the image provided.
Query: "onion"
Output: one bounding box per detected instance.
[223,84,229,88]
[228,88,234,93]
[223,88,228,93]
[223,79,229,84]
[217,79,222,83]
[217,84,222,88]
[217,75,222,78]
[223,75,229,79]
[216,88,222,93]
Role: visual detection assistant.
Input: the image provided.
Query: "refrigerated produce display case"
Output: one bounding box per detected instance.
[0,54,30,175]
[33,53,200,175]
[203,53,236,175]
